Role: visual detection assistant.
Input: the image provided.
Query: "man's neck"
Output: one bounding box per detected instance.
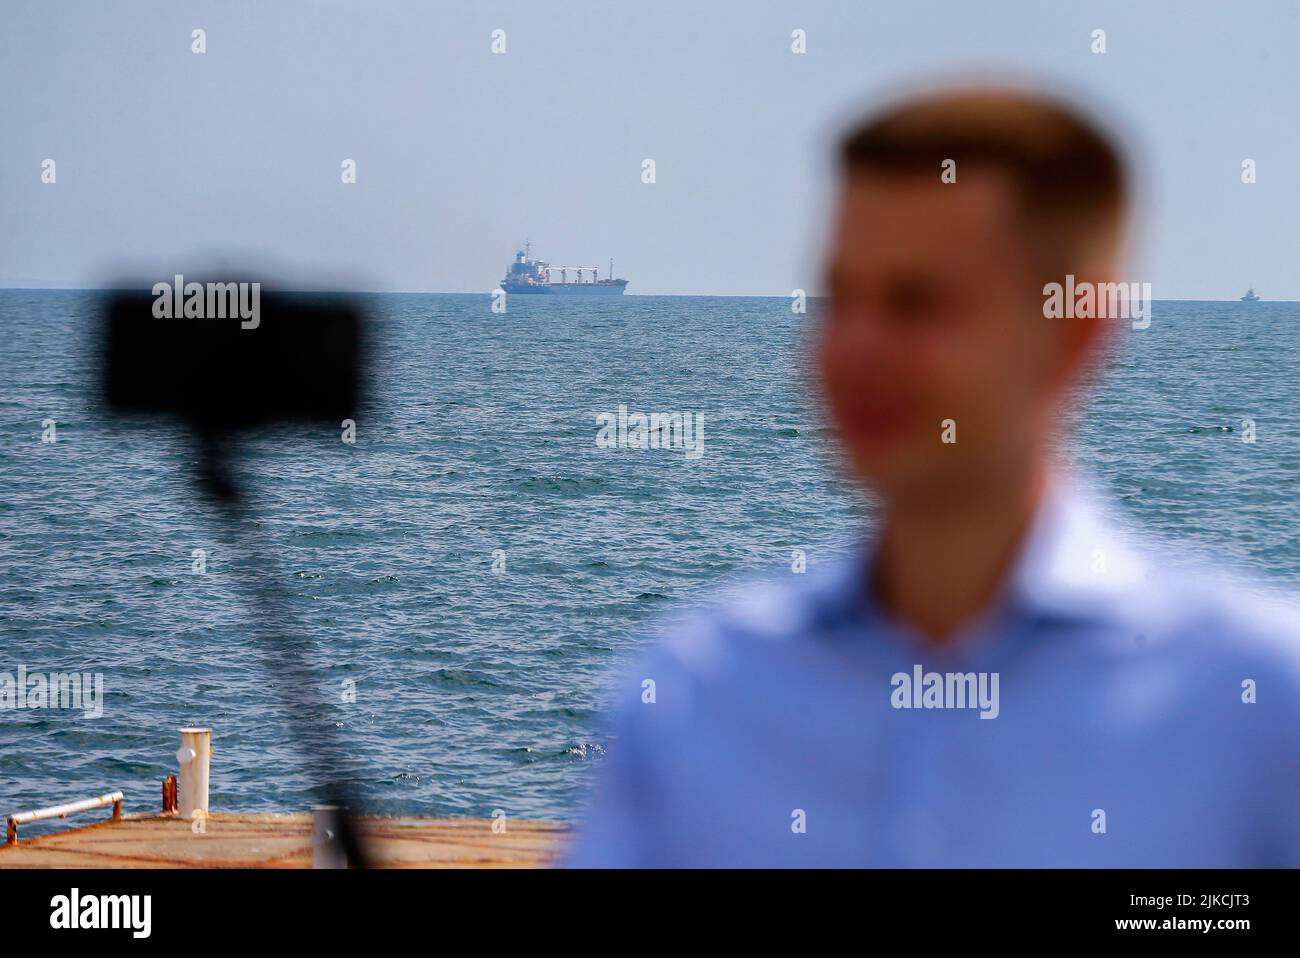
[871,462,1049,643]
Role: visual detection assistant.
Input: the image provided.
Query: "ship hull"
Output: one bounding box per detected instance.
[503,283,626,296]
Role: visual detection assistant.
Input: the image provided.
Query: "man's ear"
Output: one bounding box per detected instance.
[1050,260,1118,393]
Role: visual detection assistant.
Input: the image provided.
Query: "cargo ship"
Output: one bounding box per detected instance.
[500,242,628,295]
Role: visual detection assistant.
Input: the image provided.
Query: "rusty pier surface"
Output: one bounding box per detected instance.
[0,812,568,868]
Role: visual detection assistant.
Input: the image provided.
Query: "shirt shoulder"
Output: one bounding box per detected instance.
[654,562,856,675]
[1151,563,1300,690]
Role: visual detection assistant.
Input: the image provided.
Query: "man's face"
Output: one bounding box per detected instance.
[818,170,1067,500]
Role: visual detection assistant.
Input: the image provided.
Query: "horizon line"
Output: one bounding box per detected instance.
[0,286,1294,303]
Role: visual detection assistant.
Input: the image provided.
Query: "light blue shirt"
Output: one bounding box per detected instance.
[567,481,1300,867]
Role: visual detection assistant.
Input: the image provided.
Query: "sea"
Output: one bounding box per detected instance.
[1,291,1297,832]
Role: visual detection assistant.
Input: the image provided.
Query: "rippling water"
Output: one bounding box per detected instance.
[1,291,1297,828]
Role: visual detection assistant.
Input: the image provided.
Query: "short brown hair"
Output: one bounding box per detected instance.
[839,87,1127,275]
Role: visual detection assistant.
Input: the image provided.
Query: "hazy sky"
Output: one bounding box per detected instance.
[3,0,1297,297]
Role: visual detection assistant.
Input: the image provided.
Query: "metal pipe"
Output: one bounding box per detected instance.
[312,805,347,869]
[6,791,124,846]
[177,727,211,820]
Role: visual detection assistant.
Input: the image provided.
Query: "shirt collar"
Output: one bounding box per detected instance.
[814,474,1153,636]
[1003,476,1152,626]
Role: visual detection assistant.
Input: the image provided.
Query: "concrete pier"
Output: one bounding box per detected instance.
[0,813,566,868]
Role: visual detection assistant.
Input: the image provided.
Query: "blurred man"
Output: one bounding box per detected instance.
[567,86,1300,867]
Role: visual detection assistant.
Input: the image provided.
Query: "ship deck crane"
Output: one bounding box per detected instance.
[542,265,603,283]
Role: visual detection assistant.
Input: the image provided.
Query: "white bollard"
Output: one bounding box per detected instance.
[176,727,211,820]
[313,805,346,869]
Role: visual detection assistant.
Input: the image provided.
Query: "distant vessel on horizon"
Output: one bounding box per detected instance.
[500,242,628,295]
[1241,288,1261,302]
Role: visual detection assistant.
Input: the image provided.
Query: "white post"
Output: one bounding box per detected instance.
[176,727,211,820]
[313,805,346,869]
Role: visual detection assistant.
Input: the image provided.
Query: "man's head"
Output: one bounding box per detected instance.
[818,86,1129,503]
